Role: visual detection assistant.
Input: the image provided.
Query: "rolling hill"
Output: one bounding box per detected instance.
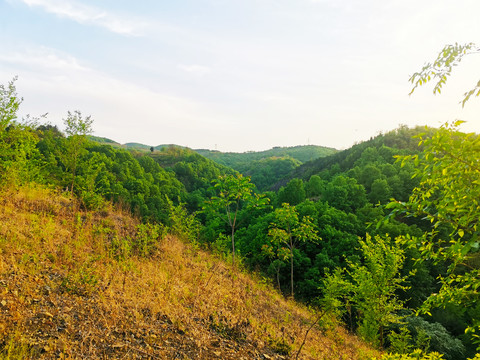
[0,185,379,359]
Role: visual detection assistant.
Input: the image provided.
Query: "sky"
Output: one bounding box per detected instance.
[1,0,480,152]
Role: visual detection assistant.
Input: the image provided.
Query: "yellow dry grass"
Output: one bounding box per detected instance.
[0,185,379,359]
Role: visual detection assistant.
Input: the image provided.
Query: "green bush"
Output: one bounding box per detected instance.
[132,223,166,257]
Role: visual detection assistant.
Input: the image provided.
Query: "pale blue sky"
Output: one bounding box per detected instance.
[1,0,480,151]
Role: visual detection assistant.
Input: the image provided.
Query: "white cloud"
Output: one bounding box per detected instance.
[0,47,87,72]
[19,0,148,36]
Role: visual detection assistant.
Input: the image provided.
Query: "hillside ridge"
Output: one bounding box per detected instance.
[0,186,378,359]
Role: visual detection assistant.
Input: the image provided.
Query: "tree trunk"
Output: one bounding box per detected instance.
[70,152,78,195]
[290,248,294,299]
[70,166,76,195]
[276,267,281,291]
[231,226,235,266]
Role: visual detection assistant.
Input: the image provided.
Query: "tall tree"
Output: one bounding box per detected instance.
[277,178,306,206]
[0,77,20,128]
[0,77,40,185]
[203,174,267,265]
[268,203,319,298]
[62,110,93,194]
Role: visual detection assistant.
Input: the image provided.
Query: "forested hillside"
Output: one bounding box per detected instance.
[86,140,337,193]
[1,77,480,360]
[196,145,337,191]
[148,146,235,211]
[283,125,426,184]
[196,145,336,166]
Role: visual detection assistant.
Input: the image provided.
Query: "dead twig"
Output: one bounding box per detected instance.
[295,310,326,360]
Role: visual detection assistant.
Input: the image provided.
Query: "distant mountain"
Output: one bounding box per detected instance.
[294,127,424,177]
[195,145,337,167]
[89,137,186,152]
[194,145,337,191]
[124,142,152,150]
[272,125,430,191]
[88,136,122,147]
[88,136,144,149]
[88,138,335,163]
[125,143,187,151]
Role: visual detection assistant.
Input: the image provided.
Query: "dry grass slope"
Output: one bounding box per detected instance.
[0,186,379,359]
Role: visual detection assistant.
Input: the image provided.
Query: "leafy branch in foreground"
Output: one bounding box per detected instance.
[388,121,480,346]
[409,42,480,107]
